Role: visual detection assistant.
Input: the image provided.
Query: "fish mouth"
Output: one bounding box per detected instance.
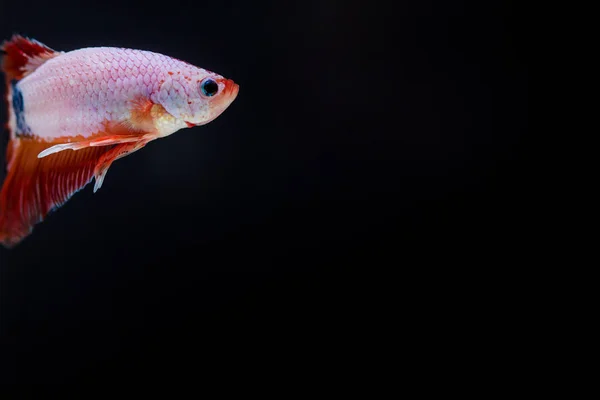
[210,79,239,117]
[220,78,239,101]
[227,80,239,100]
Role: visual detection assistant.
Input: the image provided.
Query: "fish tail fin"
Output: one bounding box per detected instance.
[1,34,60,81]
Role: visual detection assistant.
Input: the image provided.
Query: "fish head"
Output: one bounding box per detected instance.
[156,67,239,128]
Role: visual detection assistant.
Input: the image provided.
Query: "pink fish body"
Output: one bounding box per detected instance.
[0,35,239,247]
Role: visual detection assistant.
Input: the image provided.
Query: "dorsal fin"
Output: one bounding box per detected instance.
[1,34,61,80]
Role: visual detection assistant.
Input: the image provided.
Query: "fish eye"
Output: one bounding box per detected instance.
[200,78,219,97]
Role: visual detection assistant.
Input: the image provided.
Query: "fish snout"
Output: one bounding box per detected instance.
[218,78,239,101]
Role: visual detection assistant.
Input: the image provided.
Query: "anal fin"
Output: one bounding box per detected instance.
[0,137,143,247]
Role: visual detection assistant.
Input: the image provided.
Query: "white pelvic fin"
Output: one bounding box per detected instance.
[37,143,80,158]
[38,137,143,158]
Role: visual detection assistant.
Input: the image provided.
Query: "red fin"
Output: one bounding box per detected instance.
[1,35,60,80]
[0,137,114,247]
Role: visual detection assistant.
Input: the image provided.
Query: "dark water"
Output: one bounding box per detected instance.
[0,0,528,383]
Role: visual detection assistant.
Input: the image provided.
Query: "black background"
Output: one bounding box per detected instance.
[0,0,528,383]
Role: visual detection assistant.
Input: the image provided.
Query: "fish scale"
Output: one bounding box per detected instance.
[18,47,194,139]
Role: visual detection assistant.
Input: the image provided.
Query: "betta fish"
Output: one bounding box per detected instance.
[0,35,239,247]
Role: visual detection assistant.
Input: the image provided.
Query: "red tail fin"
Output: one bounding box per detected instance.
[1,34,60,80]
